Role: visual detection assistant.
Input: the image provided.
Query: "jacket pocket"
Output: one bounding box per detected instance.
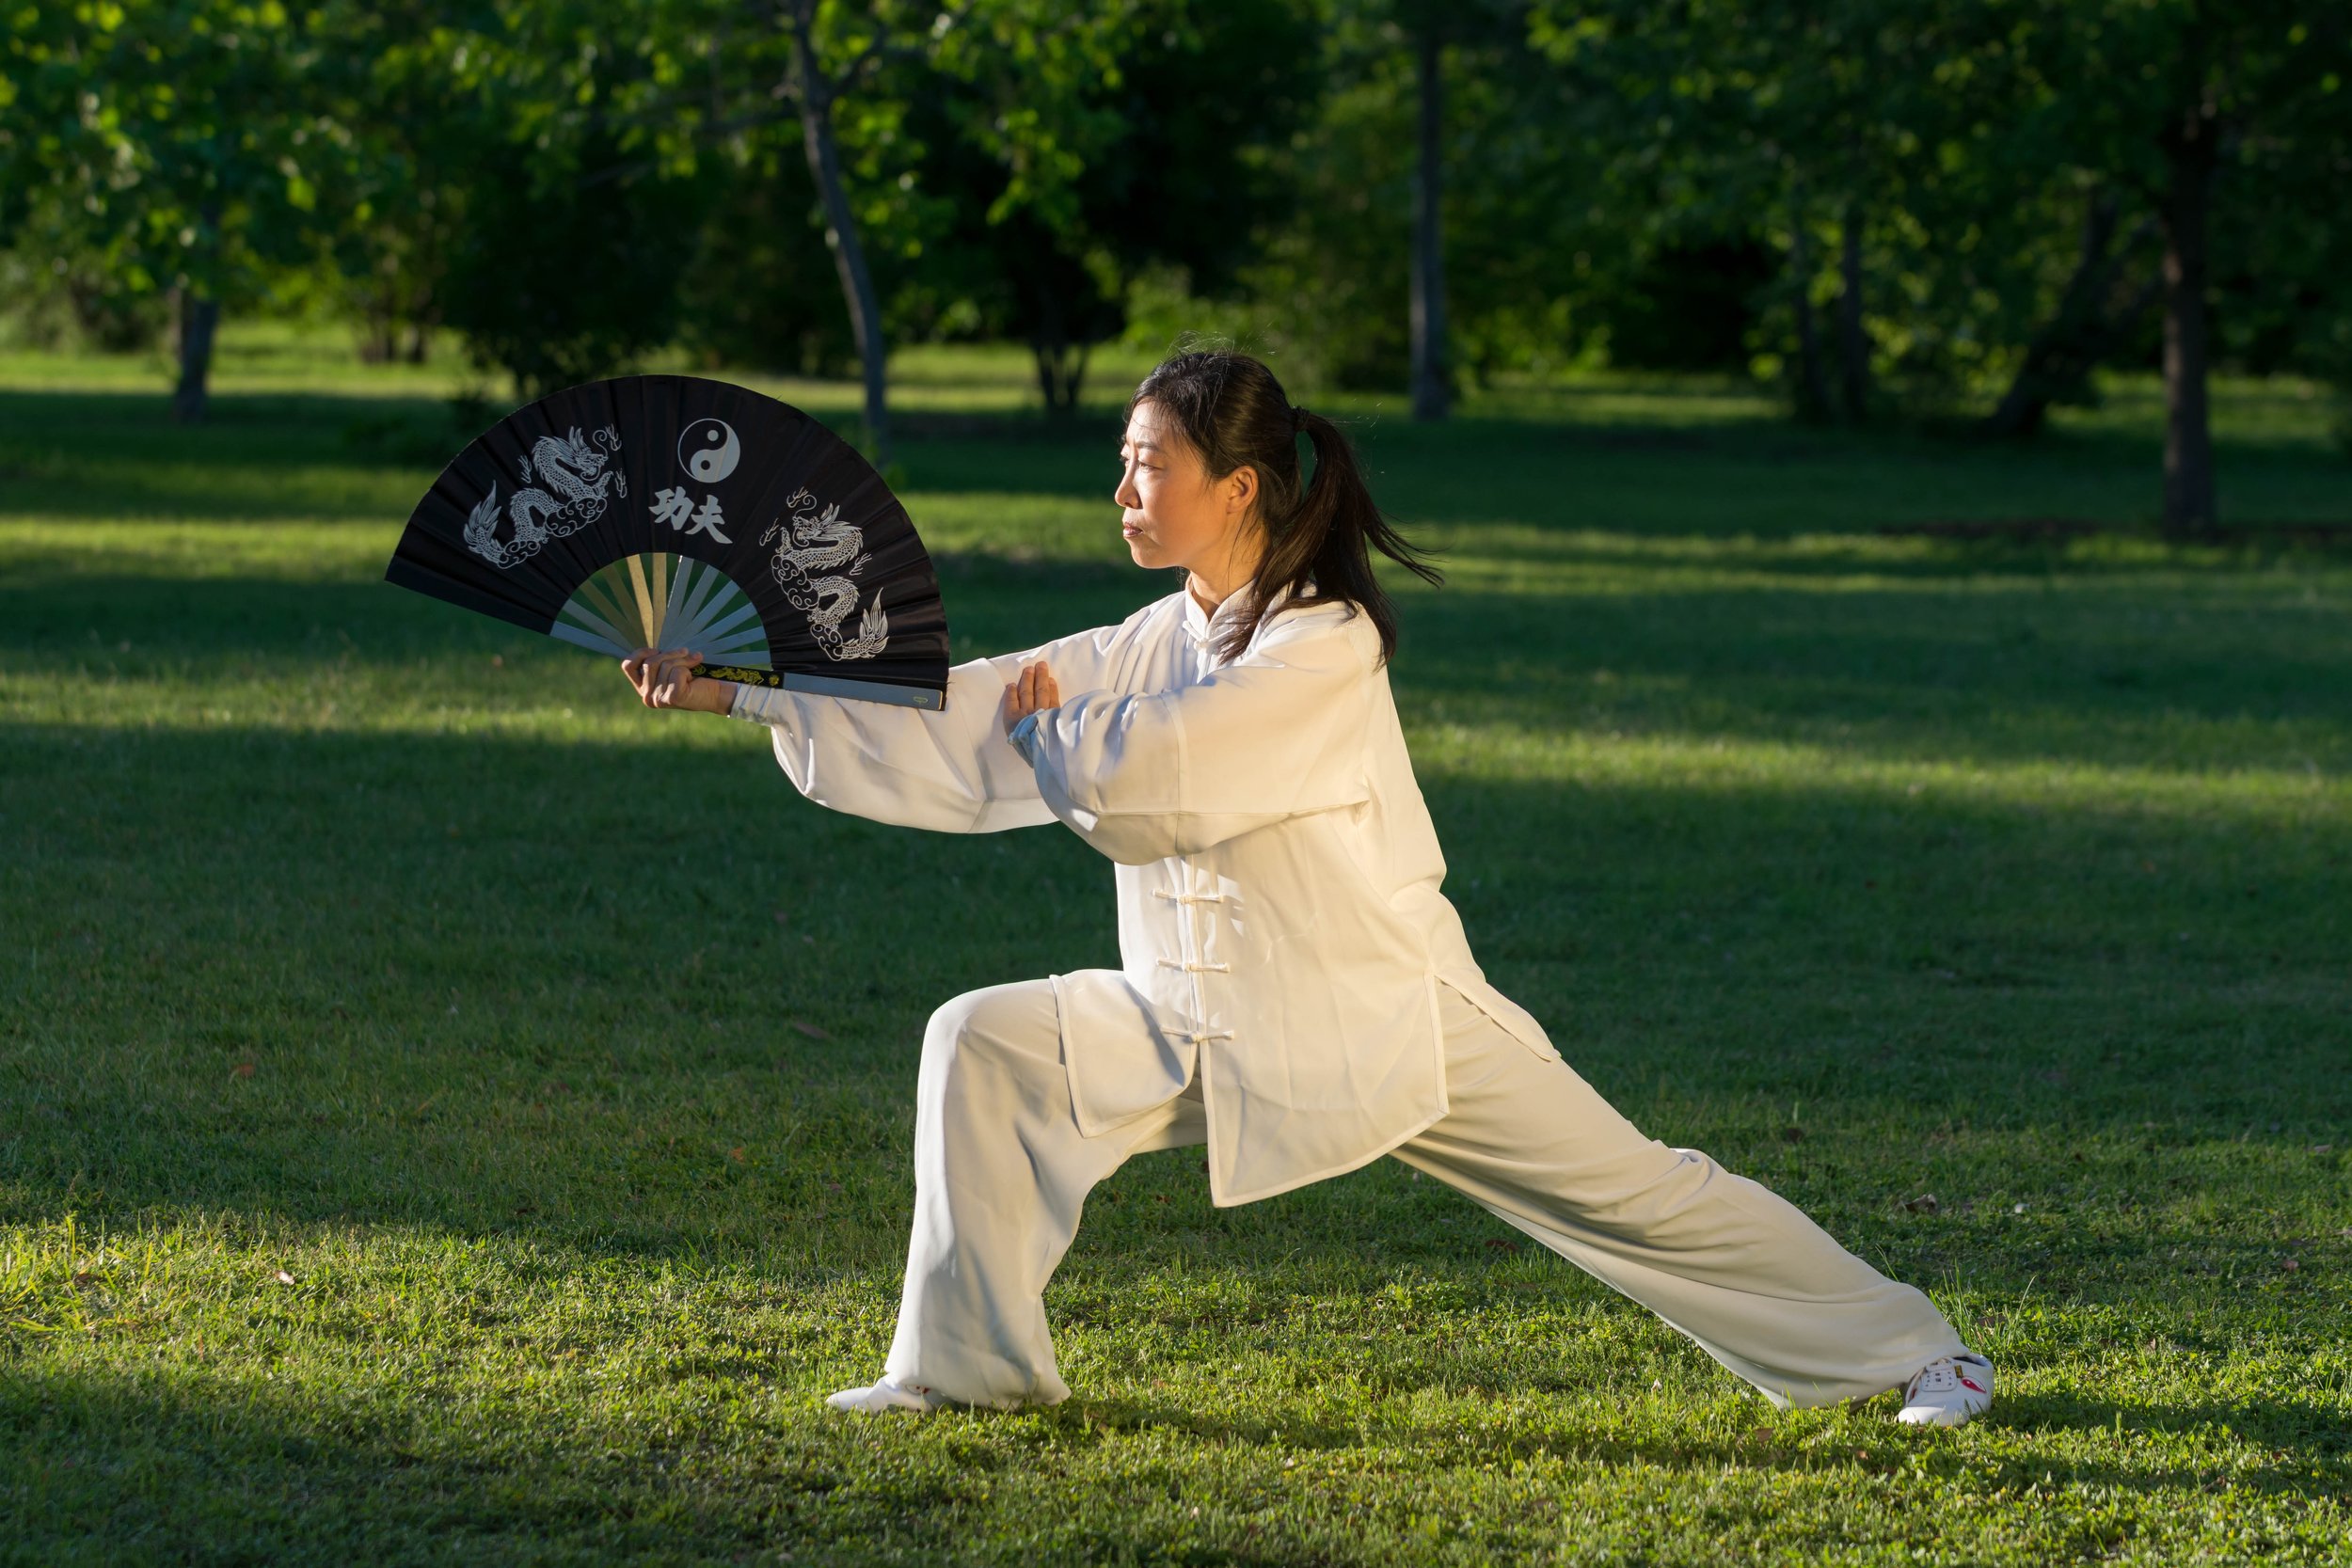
[1050,969,1199,1137]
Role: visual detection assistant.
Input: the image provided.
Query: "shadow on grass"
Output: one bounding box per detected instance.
[2,707,2343,1259]
[4,1315,2344,1565]
[1388,578,2352,772]
[3,552,2345,779]
[1041,1384,2351,1500]
[7,387,2347,534]
[1414,525,2352,578]
[0,1360,1004,1562]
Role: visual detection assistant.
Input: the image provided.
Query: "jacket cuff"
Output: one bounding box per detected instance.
[1007,707,1044,766]
[728,680,783,724]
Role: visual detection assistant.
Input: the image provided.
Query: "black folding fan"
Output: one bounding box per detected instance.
[384,375,949,708]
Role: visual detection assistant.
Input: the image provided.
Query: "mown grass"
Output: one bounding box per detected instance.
[1,325,2347,1564]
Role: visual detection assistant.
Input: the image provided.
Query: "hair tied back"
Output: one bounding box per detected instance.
[1125,347,1443,670]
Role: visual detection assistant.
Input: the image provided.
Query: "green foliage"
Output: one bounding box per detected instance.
[4,0,2349,444]
[1224,39,1420,392]
[437,123,718,398]
[669,147,864,379]
[1597,241,1776,372]
[0,0,373,312]
[1515,0,2352,430]
[0,248,172,354]
[890,0,1327,408]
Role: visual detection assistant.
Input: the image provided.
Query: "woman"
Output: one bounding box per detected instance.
[621,348,1995,1428]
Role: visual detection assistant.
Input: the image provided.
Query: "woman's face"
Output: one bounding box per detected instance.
[1115,399,1261,581]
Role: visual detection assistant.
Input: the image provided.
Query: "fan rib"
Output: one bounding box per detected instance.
[623,555,660,646]
[697,626,771,658]
[696,594,764,643]
[557,599,639,656]
[574,570,639,641]
[675,558,735,641]
[548,620,633,658]
[666,559,723,647]
[650,552,675,643]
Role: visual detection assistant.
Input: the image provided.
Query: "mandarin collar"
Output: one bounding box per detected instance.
[1183,578,1314,644]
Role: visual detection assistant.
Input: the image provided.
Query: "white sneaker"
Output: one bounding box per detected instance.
[824,1374,950,1415]
[1895,1352,1994,1426]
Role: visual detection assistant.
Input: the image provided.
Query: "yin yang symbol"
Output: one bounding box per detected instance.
[678,420,741,483]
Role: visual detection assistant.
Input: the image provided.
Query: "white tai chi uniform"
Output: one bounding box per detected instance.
[727,578,1970,1411]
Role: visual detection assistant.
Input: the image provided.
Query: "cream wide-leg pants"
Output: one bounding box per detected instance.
[876,974,1970,1412]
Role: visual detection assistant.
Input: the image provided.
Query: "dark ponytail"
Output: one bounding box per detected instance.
[1126,342,1444,668]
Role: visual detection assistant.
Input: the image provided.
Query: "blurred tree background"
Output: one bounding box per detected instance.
[3,0,2346,535]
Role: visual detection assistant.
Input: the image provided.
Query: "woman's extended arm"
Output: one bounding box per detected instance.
[1005,602,1376,864]
[626,614,1140,835]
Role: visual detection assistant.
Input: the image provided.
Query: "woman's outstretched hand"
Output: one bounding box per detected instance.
[622,648,735,714]
[1003,659,1060,736]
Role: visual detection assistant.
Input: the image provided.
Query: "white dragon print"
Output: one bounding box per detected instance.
[762,484,889,660]
[463,425,627,569]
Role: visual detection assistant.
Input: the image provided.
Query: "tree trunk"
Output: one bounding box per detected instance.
[1029,339,1090,417]
[1787,188,1832,423]
[795,38,892,470]
[1982,190,2155,440]
[2158,99,2219,541]
[171,286,220,426]
[1408,25,1449,422]
[1030,343,1075,414]
[1029,286,1084,416]
[1836,198,1869,423]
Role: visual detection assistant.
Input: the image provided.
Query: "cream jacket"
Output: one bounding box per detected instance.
[726,578,1562,1205]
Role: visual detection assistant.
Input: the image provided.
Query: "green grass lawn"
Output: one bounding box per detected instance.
[2,325,2348,1564]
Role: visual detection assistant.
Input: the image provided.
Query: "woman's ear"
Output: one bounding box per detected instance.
[1224,463,1257,521]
